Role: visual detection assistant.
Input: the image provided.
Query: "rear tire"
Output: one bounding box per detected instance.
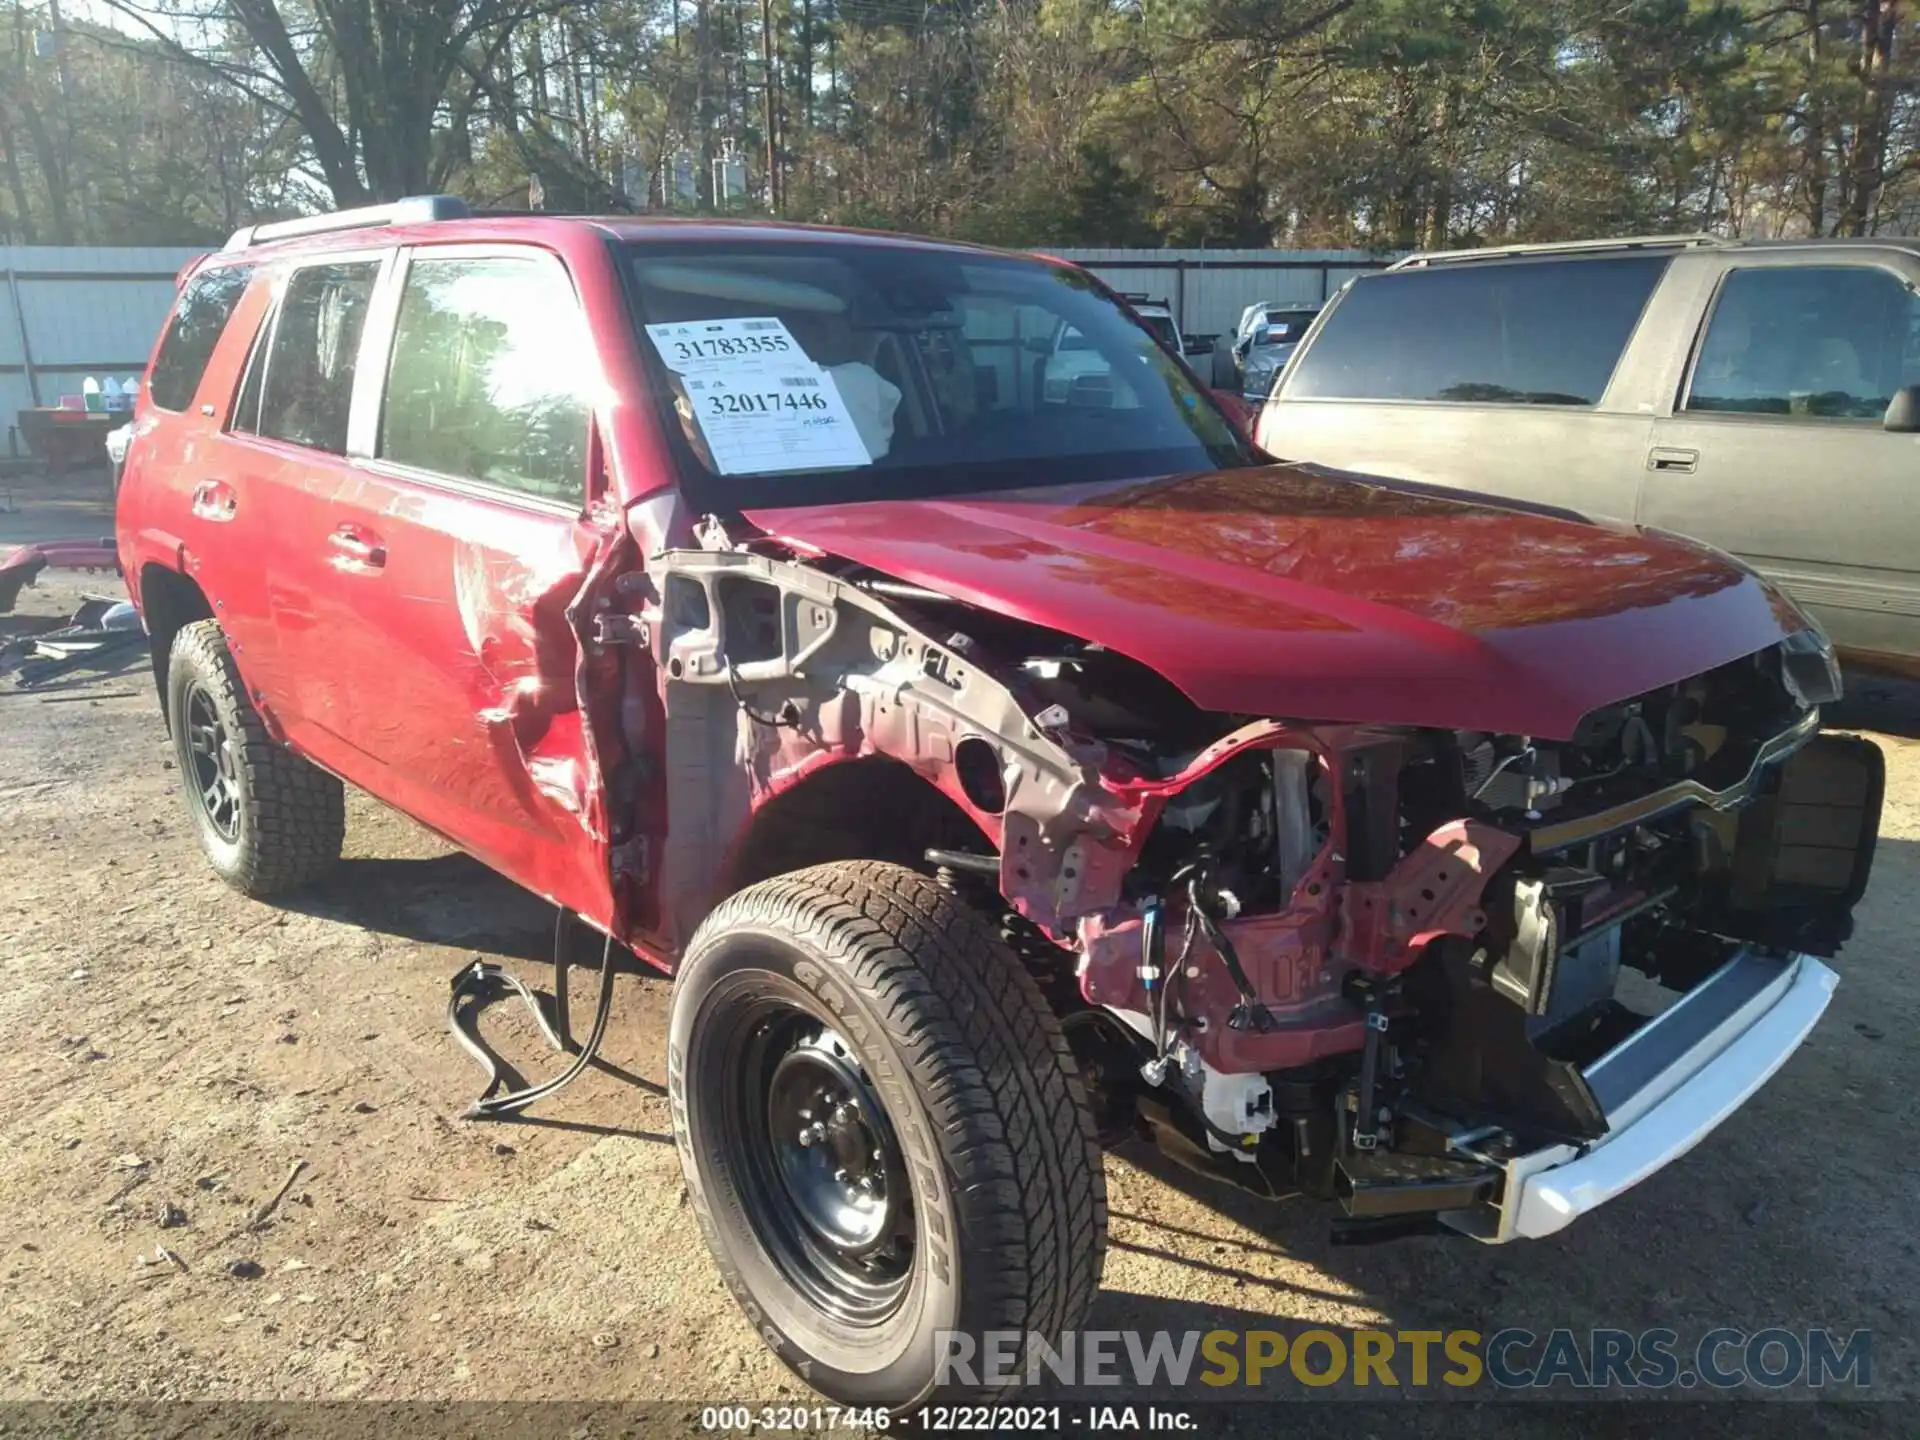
[166,619,344,897]
[669,861,1107,1406]
[1211,336,1239,389]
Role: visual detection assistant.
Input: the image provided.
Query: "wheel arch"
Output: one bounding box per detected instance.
[139,562,214,730]
[716,755,993,907]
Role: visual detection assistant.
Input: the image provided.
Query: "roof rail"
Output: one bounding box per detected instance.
[222,195,472,252]
[1387,233,1728,270]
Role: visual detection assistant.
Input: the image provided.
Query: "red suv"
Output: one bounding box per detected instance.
[118,198,1882,1407]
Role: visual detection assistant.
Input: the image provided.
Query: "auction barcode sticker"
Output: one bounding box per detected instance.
[648,316,872,474]
[677,371,871,474]
[645,316,806,373]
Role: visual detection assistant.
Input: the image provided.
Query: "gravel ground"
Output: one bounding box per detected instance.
[0,471,1912,1435]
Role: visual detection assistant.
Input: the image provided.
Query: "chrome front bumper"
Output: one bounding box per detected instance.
[1445,949,1838,1243]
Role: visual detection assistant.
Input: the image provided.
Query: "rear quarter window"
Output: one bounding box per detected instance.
[147,264,254,412]
[1283,256,1668,407]
[233,260,381,455]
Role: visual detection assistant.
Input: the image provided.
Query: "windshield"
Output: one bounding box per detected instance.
[1252,311,1318,347]
[625,242,1251,508]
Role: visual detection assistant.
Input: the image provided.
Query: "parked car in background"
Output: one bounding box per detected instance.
[1211,299,1280,387]
[118,201,1881,1409]
[1235,298,1280,346]
[1259,235,1920,673]
[1118,293,1181,353]
[1236,306,1321,401]
[1103,292,1219,366]
[1214,304,1321,399]
[1045,294,1222,410]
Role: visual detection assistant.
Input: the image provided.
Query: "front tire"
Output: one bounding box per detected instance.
[166,619,344,897]
[669,861,1107,1407]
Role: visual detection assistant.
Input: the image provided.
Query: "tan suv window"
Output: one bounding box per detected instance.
[1281,256,1668,406]
[1687,265,1919,421]
[378,255,588,504]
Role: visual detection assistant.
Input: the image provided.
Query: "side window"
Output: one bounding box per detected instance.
[235,260,381,454]
[378,254,589,503]
[147,264,254,412]
[1686,266,1920,420]
[1283,256,1669,406]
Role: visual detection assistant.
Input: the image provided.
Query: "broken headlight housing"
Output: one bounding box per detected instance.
[1777,626,1844,709]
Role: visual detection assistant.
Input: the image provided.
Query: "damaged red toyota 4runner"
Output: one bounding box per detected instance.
[117,199,1883,1407]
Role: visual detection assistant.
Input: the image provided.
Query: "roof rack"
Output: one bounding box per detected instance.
[1388,233,1729,270]
[222,195,472,252]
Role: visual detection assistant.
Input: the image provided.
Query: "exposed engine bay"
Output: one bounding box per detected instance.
[632,526,1884,1243]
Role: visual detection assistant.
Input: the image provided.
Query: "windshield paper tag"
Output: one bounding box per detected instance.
[646,317,807,373]
[646,318,873,474]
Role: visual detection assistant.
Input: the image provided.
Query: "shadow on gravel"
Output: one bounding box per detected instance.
[284,850,675,1139]
[283,852,557,962]
[1104,1139,1341,1275]
[1830,668,1920,739]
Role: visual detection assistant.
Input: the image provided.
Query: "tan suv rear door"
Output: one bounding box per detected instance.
[1640,250,1920,665]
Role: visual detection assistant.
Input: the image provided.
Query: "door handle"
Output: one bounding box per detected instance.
[190,480,237,521]
[1648,446,1699,474]
[327,525,387,570]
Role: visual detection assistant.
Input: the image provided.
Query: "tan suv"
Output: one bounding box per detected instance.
[1258,235,1920,674]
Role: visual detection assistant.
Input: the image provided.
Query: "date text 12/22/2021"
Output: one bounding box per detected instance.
[698,1405,1201,1433]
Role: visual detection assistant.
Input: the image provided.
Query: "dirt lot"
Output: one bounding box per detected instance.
[1,469,1914,1430]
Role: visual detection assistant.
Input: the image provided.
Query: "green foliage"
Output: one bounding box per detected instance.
[0,4,292,244]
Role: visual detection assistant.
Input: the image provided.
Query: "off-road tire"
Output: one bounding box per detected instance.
[669,861,1107,1407]
[166,619,344,897]
[1211,335,1239,390]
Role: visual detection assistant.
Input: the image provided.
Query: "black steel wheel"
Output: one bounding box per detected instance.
[723,1003,915,1324]
[181,678,242,842]
[165,620,344,896]
[670,861,1107,1408]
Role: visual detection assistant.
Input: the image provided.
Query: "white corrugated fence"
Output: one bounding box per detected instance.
[1,245,204,451]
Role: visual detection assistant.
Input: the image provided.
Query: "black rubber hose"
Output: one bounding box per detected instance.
[464,932,618,1119]
[447,912,620,1120]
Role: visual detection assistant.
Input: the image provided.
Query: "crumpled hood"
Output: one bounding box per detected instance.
[744,464,1808,739]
